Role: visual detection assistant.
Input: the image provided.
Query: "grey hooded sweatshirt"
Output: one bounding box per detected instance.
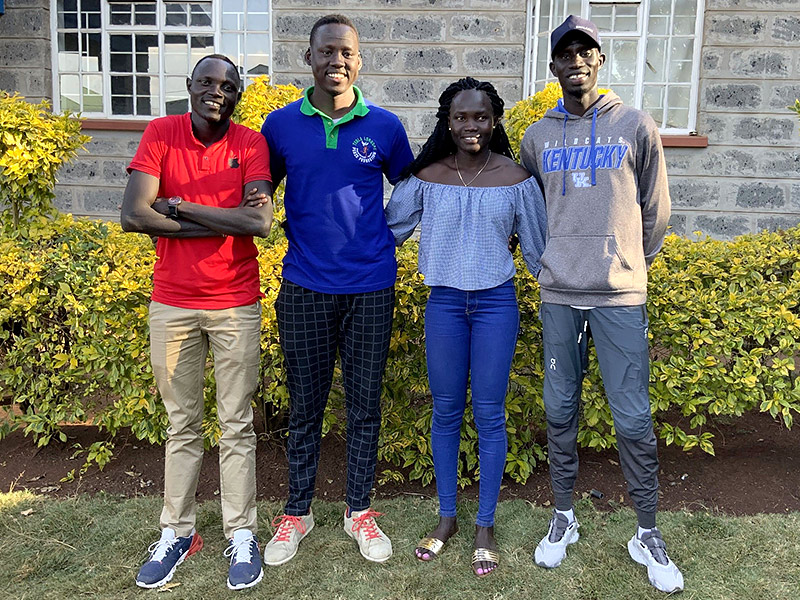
[519,92,670,307]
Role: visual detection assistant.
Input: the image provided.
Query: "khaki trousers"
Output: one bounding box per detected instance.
[149,301,261,539]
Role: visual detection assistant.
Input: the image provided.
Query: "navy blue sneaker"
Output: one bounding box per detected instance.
[135,528,203,588]
[225,529,263,590]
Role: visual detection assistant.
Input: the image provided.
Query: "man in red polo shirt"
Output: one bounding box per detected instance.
[121,54,271,591]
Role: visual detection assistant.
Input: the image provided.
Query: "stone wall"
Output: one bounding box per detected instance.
[664,3,800,237]
[2,0,798,237]
[0,0,51,102]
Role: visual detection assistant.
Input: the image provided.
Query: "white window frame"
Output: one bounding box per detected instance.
[524,0,704,134]
[50,0,273,119]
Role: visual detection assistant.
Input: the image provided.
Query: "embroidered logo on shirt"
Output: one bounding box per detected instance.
[352,137,377,164]
[229,157,240,168]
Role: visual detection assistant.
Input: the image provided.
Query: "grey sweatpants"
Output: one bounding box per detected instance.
[541,303,659,529]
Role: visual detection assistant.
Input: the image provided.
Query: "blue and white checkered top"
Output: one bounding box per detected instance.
[385,175,547,291]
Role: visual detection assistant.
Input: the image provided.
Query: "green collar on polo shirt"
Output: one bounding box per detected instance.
[300,86,370,149]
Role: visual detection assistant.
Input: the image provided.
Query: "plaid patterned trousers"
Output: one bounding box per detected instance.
[276,280,395,515]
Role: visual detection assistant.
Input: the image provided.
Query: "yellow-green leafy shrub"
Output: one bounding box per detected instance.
[1,222,799,483]
[232,75,303,132]
[0,93,89,230]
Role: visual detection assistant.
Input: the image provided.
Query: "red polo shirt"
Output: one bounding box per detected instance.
[128,113,271,309]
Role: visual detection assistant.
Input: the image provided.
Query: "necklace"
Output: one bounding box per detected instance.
[455,151,492,187]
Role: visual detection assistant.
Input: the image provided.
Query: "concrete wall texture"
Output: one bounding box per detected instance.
[0,0,51,103]
[0,0,798,238]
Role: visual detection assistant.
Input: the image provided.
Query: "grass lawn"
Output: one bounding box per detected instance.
[0,491,798,600]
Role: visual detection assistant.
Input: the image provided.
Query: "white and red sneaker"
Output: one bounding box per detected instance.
[344,508,393,563]
[263,511,314,566]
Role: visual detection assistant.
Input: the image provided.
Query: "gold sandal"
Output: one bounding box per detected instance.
[415,537,447,561]
[471,548,500,577]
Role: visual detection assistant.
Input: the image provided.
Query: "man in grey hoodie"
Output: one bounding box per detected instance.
[519,15,683,594]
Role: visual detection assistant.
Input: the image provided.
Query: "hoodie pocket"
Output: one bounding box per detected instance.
[538,234,634,292]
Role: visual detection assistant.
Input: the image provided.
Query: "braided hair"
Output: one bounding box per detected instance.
[401,77,515,180]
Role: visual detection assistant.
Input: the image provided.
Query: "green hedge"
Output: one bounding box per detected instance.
[1,216,799,484]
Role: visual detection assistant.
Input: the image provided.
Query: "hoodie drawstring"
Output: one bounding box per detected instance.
[561,112,568,196]
[590,107,598,187]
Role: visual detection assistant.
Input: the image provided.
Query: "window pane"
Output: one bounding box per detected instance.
[222,0,244,30]
[80,0,101,29]
[110,34,133,72]
[614,5,639,33]
[135,3,157,26]
[648,15,669,35]
[611,84,635,106]
[58,32,80,71]
[246,5,269,31]
[643,85,664,121]
[60,74,81,111]
[82,32,102,71]
[245,33,270,75]
[608,39,638,84]
[137,76,160,115]
[190,35,215,67]
[190,3,212,27]
[165,76,188,115]
[667,86,690,110]
[221,32,243,66]
[650,0,671,16]
[536,36,549,82]
[645,38,666,83]
[164,34,189,74]
[111,75,134,114]
[110,3,132,25]
[675,0,698,17]
[591,5,612,32]
[673,15,695,35]
[135,34,159,73]
[165,2,188,26]
[58,0,79,29]
[83,74,103,112]
[666,86,690,128]
[566,0,581,17]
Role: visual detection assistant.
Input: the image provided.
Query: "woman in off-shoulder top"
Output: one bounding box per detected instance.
[385,77,547,578]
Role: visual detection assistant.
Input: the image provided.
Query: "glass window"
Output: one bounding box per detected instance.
[527,0,703,132]
[53,0,272,117]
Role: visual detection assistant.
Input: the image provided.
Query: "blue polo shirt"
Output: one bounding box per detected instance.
[261,86,413,294]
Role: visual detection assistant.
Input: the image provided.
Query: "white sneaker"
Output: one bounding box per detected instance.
[628,528,684,593]
[344,508,393,563]
[534,510,580,568]
[263,511,314,566]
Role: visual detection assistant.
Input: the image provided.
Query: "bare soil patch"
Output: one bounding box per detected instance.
[1,411,798,515]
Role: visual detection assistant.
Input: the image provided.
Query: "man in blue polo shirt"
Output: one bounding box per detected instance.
[260,14,413,566]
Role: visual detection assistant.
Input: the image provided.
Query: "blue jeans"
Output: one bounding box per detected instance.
[425,280,519,527]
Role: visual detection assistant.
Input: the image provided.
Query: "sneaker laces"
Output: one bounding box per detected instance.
[640,529,670,566]
[271,515,308,542]
[351,509,384,541]
[224,535,254,564]
[147,537,177,562]
[548,512,571,543]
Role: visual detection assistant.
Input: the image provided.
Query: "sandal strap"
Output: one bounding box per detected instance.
[471,548,500,565]
[417,537,445,555]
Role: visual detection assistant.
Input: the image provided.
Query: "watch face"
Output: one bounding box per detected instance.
[167,196,182,206]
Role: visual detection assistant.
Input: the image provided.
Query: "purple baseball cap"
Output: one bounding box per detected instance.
[550,15,601,57]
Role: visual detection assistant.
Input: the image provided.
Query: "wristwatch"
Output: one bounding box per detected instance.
[167,196,182,220]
